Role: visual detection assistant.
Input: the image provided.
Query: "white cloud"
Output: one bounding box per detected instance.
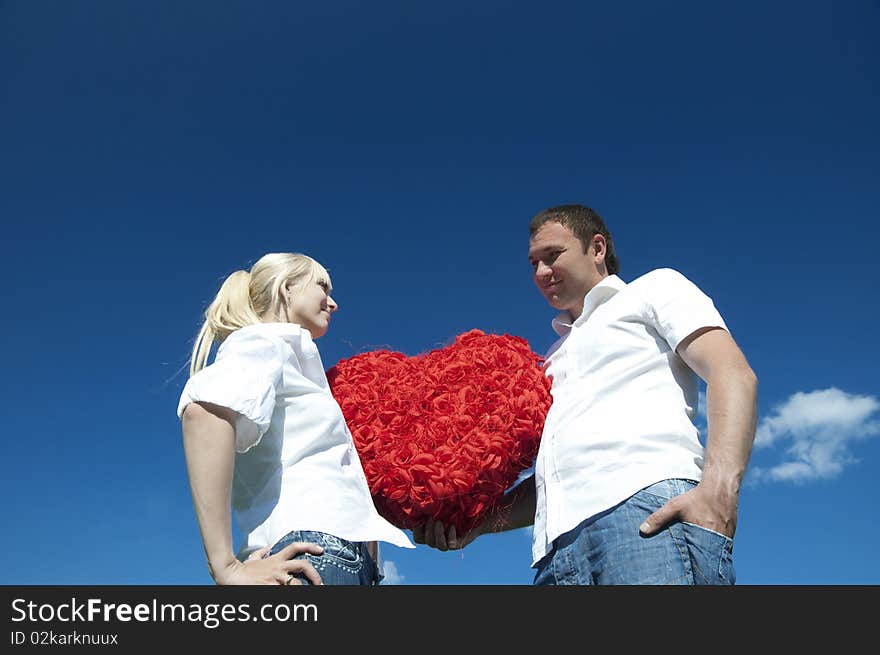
[380,560,404,585]
[749,388,880,483]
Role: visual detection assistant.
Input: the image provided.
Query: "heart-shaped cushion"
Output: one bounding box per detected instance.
[327,329,552,535]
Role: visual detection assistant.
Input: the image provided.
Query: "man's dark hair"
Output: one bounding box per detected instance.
[529,204,620,275]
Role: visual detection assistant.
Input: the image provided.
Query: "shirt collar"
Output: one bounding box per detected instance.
[237,321,309,338]
[229,321,316,349]
[551,274,626,335]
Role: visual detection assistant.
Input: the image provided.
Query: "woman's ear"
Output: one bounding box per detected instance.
[276,282,293,321]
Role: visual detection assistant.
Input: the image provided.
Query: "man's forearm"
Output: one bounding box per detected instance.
[701,364,758,495]
[482,476,537,535]
[677,328,758,496]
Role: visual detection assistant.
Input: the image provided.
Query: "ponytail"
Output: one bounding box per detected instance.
[189,270,262,375]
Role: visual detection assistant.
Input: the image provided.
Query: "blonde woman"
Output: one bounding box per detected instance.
[178,253,414,585]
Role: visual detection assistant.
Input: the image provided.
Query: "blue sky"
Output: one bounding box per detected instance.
[2,0,878,585]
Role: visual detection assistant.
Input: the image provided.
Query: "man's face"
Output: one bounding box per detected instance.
[528,221,606,318]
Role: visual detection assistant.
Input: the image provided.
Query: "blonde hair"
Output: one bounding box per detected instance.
[189,253,331,376]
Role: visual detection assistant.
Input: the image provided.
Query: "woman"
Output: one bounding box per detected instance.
[178,252,414,585]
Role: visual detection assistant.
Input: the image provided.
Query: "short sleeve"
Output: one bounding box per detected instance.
[177,329,284,453]
[641,268,728,352]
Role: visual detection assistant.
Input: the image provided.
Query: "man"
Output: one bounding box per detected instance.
[415,204,758,584]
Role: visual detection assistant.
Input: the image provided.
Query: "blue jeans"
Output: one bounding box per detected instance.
[533,479,736,585]
[267,530,380,586]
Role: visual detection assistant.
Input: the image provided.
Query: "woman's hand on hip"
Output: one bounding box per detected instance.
[213,542,325,585]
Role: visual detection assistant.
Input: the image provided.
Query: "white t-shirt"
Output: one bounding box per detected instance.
[177,322,415,560]
[532,268,728,566]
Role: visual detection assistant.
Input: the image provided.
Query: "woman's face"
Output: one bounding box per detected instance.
[285,277,338,338]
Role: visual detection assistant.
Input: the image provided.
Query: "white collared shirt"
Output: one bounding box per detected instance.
[177,323,415,560]
[532,268,728,566]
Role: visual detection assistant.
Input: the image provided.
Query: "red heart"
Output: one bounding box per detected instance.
[327,329,552,535]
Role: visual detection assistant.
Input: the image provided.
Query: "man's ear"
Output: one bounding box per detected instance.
[592,233,607,262]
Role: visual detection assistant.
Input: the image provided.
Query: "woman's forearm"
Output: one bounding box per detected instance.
[181,402,239,580]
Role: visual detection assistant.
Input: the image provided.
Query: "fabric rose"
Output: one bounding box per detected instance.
[327,330,552,534]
